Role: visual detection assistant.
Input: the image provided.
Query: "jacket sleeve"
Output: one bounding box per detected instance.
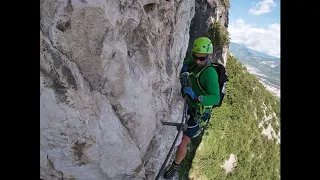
[200,67,220,106]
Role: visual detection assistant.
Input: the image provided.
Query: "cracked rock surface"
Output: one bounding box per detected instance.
[40,0,195,179]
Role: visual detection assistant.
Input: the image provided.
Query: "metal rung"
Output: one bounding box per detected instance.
[161,121,182,126]
[161,121,188,132]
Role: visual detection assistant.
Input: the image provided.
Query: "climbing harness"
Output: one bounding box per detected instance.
[188,106,211,128]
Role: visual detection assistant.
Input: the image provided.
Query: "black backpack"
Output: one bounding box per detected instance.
[189,62,228,108]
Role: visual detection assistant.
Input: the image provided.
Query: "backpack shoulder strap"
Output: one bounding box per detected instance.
[196,63,215,95]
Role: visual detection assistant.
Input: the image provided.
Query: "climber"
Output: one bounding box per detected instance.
[163,37,220,179]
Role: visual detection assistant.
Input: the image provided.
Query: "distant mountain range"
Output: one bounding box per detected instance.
[229,42,280,98]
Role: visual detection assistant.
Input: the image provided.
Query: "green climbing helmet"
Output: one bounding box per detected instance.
[191,37,213,54]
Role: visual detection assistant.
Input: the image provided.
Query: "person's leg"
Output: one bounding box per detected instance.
[163,126,200,179]
[174,135,190,164]
[174,115,200,164]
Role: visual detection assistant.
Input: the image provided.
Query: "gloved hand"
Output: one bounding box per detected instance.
[183,87,196,100]
[180,72,190,88]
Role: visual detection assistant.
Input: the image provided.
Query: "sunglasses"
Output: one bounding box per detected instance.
[192,54,208,61]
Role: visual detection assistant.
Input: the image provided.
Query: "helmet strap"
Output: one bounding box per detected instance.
[205,56,210,65]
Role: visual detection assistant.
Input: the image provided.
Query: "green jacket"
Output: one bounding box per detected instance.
[183,52,220,109]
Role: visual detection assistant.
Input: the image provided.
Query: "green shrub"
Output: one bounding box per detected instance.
[206,20,230,52]
[224,0,230,9]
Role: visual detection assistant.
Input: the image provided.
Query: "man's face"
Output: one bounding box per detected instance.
[193,53,210,67]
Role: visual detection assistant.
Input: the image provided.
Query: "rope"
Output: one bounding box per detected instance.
[155,100,188,180]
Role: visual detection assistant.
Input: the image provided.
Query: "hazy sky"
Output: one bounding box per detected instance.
[228,0,280,58]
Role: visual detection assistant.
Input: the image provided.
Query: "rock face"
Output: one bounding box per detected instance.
[188,0,229,65]
[40,0,228,179]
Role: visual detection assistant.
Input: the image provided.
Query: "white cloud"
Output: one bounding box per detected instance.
[249,0,277,15]
[228,19,280,58]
